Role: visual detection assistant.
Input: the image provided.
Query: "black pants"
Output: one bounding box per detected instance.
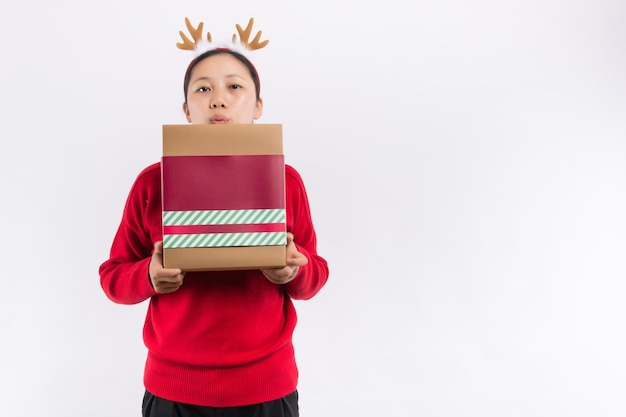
[142,390,299,417]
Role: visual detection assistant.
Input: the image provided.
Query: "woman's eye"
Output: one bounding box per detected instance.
[197,87,210,92]
[230,84,242,90]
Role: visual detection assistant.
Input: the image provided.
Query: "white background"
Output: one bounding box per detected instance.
[1,0,625,416]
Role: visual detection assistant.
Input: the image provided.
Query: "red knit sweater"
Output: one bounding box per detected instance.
[99,162,329,407]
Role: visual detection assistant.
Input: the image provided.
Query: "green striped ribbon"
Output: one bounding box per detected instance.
[163,209,285,226]
[163,232,286,248]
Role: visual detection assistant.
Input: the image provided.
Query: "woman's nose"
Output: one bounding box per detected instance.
[210,99,226,108]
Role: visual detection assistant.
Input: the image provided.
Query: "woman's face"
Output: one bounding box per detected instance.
[183,53,263,124]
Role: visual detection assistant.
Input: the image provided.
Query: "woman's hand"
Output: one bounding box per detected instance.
[261,233,308,285]
[149,241,186,294]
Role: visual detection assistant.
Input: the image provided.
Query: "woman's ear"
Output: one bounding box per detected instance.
[182,102,192,123]
[253,98,263,121]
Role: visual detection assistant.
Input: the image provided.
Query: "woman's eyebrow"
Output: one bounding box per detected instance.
[191,74,246,83]
[190,76,212,84]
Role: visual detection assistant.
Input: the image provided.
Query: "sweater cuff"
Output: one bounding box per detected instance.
[136,257,158,301]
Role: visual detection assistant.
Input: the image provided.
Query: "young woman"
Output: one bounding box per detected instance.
[99,19,329,417]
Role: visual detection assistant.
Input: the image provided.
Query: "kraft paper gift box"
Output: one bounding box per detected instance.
[161,124,287,271]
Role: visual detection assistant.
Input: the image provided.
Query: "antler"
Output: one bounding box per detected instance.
[176,17,212,50]
[232,17,269,51]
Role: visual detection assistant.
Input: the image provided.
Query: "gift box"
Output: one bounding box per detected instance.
[161,124,286,271]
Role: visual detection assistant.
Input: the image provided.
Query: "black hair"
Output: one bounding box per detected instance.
[183,49,261,102]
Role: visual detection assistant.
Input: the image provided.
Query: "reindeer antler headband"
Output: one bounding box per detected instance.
[177,17,269,59]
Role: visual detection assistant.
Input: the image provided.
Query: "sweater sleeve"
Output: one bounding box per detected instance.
[99,165,160,305]
[284,166,329,300]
